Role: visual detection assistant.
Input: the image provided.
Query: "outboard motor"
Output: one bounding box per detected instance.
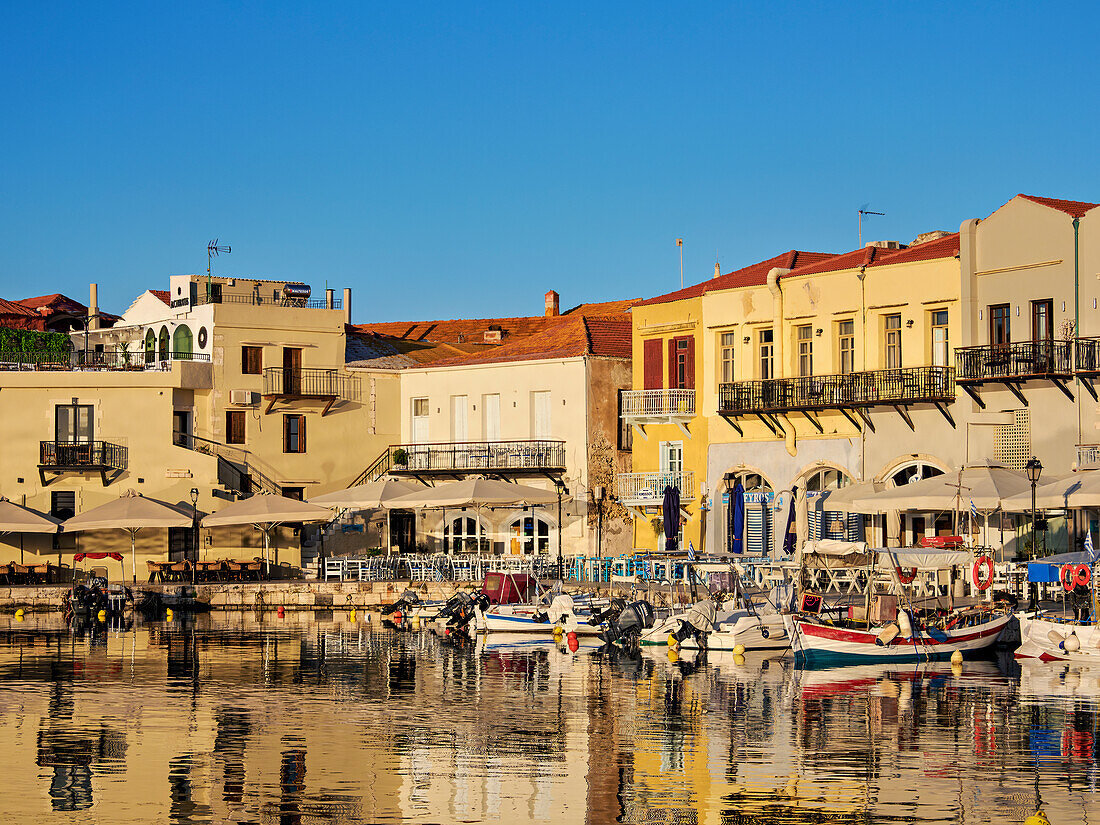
[532,594,577,625]
[382,589,421,629]
[671,599,717,647]
[1072,583,1091,622]
[439,592,490,640]
[599,600,657,652]
[587,598,626,626]
[1026,582,1041,613]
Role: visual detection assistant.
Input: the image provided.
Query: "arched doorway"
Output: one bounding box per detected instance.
[723,469,774,555]
[172,324,193,358]
[144,328,156,363]
[506,512,553,555]
[442,513,490,554]
[800,466,859,541]
[158,326,170,361]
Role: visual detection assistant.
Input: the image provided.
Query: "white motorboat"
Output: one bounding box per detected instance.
[1015,613,1100,663]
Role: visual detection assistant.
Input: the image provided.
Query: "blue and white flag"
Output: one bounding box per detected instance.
[970,498,978,524]
[687,541,696,562]
[1086,528,1097,562]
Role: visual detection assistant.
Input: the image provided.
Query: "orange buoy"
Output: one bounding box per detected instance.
[277,605,285,618]
[1061,564,1077,593]
[567,631,579,652]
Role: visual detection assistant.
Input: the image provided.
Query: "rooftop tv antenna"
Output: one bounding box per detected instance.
[206,239,231,300]
[858,205,885,246]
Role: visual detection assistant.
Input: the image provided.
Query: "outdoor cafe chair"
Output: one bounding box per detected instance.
[324,557,345,581]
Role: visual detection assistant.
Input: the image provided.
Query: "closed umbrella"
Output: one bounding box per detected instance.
[782,486,799,555]
[62,490,192,583]
[729,482,745,555]
[662,485,680,554]
[201,493,333,574]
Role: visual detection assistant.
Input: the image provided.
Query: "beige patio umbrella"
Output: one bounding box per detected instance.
[62,490,192,583]
[0,497,61,565]
[1001,469,1100,510]
[844,462,1033,512]
[309,479,422,554]
[815,481,888,514]
[385,478,559,509]
[201,493,333,572]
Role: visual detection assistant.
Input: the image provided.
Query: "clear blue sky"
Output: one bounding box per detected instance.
[1,2,1098,322]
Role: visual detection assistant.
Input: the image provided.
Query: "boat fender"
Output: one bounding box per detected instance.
[898,610,913,638]
[972,556,994,591]
[1074,564,1092,588]
[1062,633,1081,653]
[950,649,963,665]
[875,624,900,646]
[1047,629,1066,647]
[753,567,766,588]
[1061,565,1077,593]
[731,643,746,656]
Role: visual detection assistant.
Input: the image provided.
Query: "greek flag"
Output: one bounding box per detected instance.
[1086,528,1097,562]
[970,498,978,523]
[687,541,696,562]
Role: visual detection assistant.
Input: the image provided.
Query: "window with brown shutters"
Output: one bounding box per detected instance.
[667,336,695,389]
[284,414,306,453]
[642,338,663,390]
[226,410,246,445]
[242,346,263,375]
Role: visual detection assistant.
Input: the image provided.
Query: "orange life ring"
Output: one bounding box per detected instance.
[1074,564,1092,588]
[972,555,994,591]
[1061,565,1076,592]
[896,566,917,584]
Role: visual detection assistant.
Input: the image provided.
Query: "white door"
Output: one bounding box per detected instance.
[659,441,684,475]
[484,394,501,440]
[452,395,468,441]
[411,398,429,443]
[532,391,551,439]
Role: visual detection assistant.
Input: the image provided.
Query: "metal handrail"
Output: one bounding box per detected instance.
[391,440,567,472]
[40,440,127,471]
[177,293,341,309]
[955,340,1073,381]
[262,367,360,400]
[172,430,281,496]
[718,366,954,415]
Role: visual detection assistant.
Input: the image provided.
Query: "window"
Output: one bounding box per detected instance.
[483,394,501,441]
[242,346,263,375]
[720,332,736,383]
[1032,300,1053,342]
[51,491,76,550]
[508,514,552,555]
[803,468,851,492]
[643,338,663,389]
[758,329,774,379]
[450,395,468,441]
[55,403,93,442]
[283,414,306,453]
[990,304,1011,346]
[838,320,855,374]
[796,325,813,377]
[158,326,170,361]
[282,487,305,501]
[444,514,489,553]
[411,397,429,443]
[884,314,902,368]
[144,329,156,363]
[226,410,246,445]
[532,391,551,439]
[168,527,196,563]
[659,441,684,476]
[617,390,634,452]
[172,325,193,358]
[668,336,694,389]
[931,310,949,367]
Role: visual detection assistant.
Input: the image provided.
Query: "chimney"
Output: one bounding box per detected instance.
[343,288,352,324]
[325,288,334,309]
[714,260,721,280]
[544,290,559,317]
[88,283,100,330]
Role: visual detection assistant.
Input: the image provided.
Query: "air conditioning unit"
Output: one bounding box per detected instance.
[230,390,259,406]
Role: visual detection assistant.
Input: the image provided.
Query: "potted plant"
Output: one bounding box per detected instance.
[392,447,409,467]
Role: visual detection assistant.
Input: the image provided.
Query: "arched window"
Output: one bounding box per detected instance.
[887,461,944,487]
[802,467,852,492]
[158,326,169,361]
[726,471,772,493]
[885,460,948,545]
[724,470,773,555]
[144,329,156,363]
[507,512,552,555]
[802,468,856,541]
[172,324,193,358]
[443,514,490,554]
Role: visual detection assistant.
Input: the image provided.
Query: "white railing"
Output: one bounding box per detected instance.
[1078,444,1100,470]
[620,389,695,419]
[617,471,695,504]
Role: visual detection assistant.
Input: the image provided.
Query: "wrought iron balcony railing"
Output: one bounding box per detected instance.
[955,340,1073,382]
[1076,337,1100,374]
[617,471,695,504]
[619,389,695,420]
[718,366,954,415]
[39,441,127,471]
[262,367,359,400]
[390,440,566,474]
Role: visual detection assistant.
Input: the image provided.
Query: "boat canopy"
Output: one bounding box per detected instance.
[1026,550,1096,583]
[799,539,873,568]
[878,549,973,571]
[800,541,975,571]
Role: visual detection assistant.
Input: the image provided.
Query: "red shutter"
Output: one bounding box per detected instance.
[643,339,662,389]
[684,337,695,389]
[668,339,677,388]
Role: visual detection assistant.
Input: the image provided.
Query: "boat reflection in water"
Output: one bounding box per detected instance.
[0,614,1098,823]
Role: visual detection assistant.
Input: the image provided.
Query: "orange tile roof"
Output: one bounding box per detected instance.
[16,293,87,314]
[150,289,172,305]
[584,315,632,358]
[0,298,40,317]
[1018,194,1100,219]
[635,250,837,306]
[867,232,959,267]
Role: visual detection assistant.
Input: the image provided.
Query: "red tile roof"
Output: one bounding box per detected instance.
[16,293,87,314]
[150,289,172,305]
[584,315,632,358]
[635,250,837,306]
[1018,194,1100,219]
[0,298,41,317]
[867,232,959,267]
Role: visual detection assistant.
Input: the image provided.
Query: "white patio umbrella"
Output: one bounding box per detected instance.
[844,462,1033,512]
[62,490,192,583]
[309,479,423,554]
[1001,469,1100,510]
[201,493,333,572]
[815,481,888,514]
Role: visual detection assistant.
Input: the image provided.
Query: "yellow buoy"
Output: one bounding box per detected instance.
[1025,809,1051,825]
[950,649,963,665]
[14,609,24,619]
[97,610,107,622]
[666,633,679,648]
[667,647,679,662]
[552,625,563,638]
[411,616,421,630]
[732,643,746,656]
[349,608,357,622]
[733,654,745,666]
[165,608,173,621]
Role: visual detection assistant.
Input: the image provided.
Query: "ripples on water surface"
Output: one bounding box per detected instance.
[0,613,1098,823]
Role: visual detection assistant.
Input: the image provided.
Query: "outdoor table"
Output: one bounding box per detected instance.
[146,561,169,582]
[194,560,225,582]
[167,561,191,581]
[27,564,50,584]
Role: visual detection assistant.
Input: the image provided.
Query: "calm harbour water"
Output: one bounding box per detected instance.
[1,613,1098,824]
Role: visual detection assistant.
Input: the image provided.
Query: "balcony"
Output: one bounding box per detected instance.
[954,340,1075,406]
[620,389,695,438]
[717,366,955,434]
[261,367,360,416]
[388,440,566,478]
[0,348,210,372]
[617,471,695,509]
[1078,444,1100,471]
[39,440,127,485]
[172,292,341,310]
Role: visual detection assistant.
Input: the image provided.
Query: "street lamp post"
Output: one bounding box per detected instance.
[190,487,200,584]
[594,485,606,592]
[1025,457,1043,561]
